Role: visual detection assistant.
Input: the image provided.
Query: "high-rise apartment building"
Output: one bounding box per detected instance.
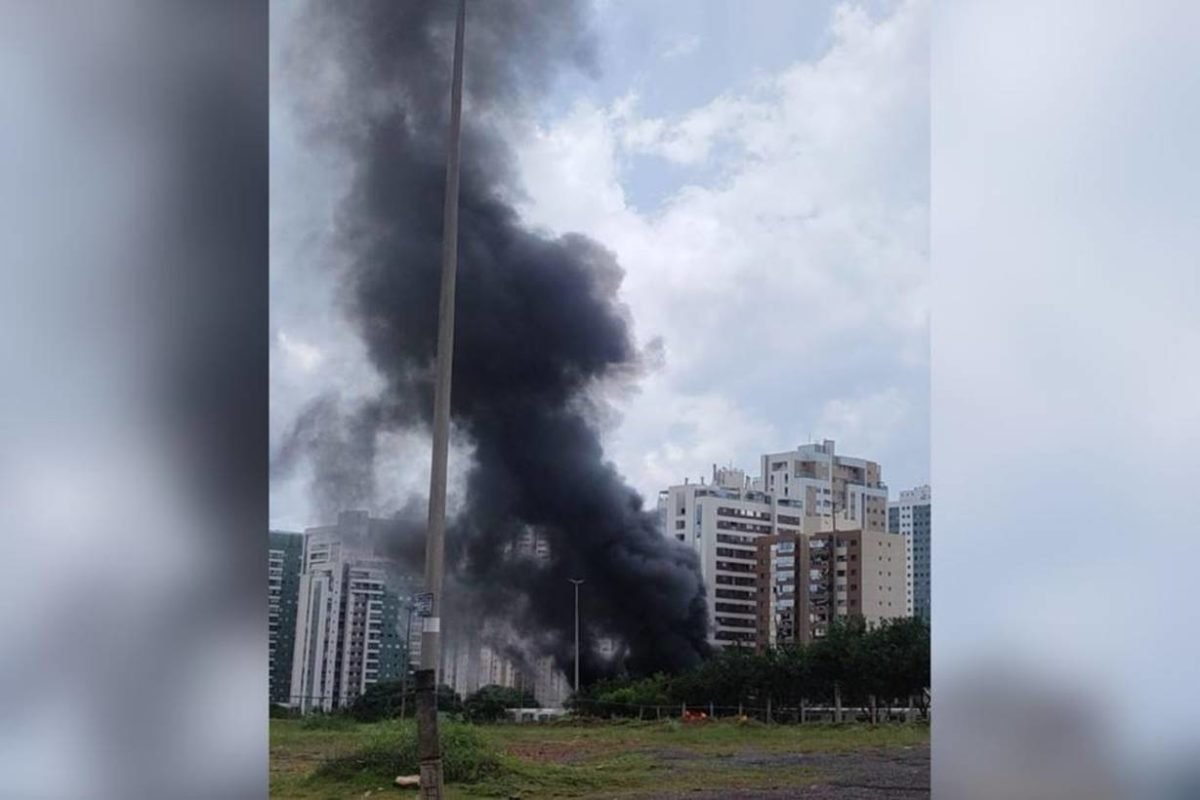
[269,530,304,705]
[755,529,905,650]
[442,528,572,707]
[660,441,893,648]
[658,465,806,646]
[443,636,517,698]
[759,440,889,533]
[289,511,423,712]
[888,485,931,622]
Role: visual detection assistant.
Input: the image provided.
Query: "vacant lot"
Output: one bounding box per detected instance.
[270,718,929,799]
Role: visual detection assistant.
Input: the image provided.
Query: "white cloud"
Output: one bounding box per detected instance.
[817,386,911,458]
[606,373,780,496]
[514,0,929,497]
[275,330,324,373]
[661,33,701,61]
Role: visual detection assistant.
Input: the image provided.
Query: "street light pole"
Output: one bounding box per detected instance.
[569,579,584,696]
[418,0,466,797]
[400,601,415,720]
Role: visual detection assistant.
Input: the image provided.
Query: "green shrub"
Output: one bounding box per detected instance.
[347,680,462,723]
[314,720,501,784]
[300,713,357,731]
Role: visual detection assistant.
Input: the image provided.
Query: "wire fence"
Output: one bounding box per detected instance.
[569,696,929,724]
[274,692,930,725]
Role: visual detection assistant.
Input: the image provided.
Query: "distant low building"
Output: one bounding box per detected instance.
[506,707,569,723]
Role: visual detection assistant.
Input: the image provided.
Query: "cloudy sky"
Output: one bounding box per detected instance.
[270,0,929,530]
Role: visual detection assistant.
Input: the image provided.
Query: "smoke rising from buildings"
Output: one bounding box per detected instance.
[276,0,709,678]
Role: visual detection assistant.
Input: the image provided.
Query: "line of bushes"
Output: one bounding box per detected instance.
[286,681,539,724]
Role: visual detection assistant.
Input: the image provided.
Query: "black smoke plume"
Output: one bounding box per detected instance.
[279,0,709,678]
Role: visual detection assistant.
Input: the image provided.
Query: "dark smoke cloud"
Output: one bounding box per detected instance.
[273,394,386,522]
[369,502,429,571]
[278,0,709,677]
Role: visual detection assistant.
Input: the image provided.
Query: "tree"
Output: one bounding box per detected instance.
[809,617,867,706]
[771,645,812,709]
[875,617,930,708]
[463,684,537,723]
[565,616,929,722]
[347,680,462,722]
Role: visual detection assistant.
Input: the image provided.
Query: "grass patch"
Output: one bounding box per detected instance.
[453,753,821,799]
[300,714,358,732]
[481,718,929,755]
[270,717,929,799]
[460,752,654,798]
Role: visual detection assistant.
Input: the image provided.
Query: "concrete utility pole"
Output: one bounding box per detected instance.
[418,0,466,796]
[569,579,584,696]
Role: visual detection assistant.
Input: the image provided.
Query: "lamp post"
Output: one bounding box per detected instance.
[400,600,415,720]
[569,579,584,696]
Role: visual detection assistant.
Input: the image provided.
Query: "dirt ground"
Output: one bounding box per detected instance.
[640,745,930,799]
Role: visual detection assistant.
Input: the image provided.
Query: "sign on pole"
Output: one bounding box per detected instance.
[414,592,434,617]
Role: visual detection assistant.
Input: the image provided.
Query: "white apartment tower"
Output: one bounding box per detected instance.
[888,484,931,621]
[658,465,806,646]
[289,512,422,713]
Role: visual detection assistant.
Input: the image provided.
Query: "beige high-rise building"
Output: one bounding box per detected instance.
[759,440,889,534]
[659,441,894,649]
[755,528,905,650]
